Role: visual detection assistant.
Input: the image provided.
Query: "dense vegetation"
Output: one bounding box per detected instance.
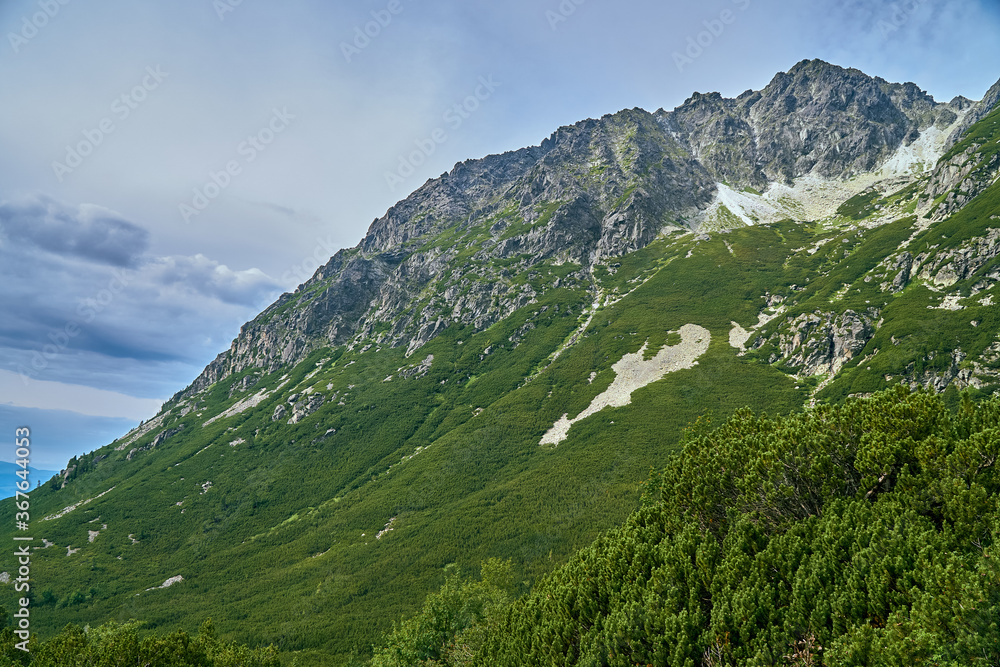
[369,387,1000,666]
[0,617,278,666]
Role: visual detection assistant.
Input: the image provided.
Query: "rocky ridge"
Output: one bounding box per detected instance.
[921,105,1000,221]
[172,61,1000,404]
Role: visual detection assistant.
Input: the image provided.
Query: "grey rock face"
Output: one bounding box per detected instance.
[126,424,185,461]
[749,61,911,183]
[172,61,990,402]
[945,76,1000,149]
[228,373,261,398]
[755,308,880,376]
[891,252,914,292]
[152,425,184,448]
[906,347,1000,393]
[914,228,1000,288]
[286,394,325,425]
[397,355,434,380]
[660,60,963,189]
[921,143,1000,222]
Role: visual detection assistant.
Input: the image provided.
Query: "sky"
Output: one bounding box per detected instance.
[2,0,999,469]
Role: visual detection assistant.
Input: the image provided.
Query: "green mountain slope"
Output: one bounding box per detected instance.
[376,387,1000,666]
[2,63,999,665]
[0,225,813,662]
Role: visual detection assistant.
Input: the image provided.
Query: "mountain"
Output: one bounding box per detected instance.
[175,59,975,394]
[2,60,999,665]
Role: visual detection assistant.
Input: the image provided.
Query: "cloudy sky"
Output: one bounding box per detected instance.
[2,0,999,469]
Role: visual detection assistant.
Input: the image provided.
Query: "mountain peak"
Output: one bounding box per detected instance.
[787,57,852,74]
[174,61,993,400]
[947,75,1000,148]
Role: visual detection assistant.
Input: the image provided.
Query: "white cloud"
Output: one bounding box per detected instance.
[0,195,149,266]
[0,370,162,421]
[144,254,280,306]
[0,195,283,402]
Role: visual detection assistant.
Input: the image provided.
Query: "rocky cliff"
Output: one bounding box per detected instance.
[172,60,993,403]
[661,60,964,189]
[946,75,1000,148]
[921,99,1000,221]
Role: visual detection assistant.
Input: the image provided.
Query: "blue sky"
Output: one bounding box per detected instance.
[2,0,999,469]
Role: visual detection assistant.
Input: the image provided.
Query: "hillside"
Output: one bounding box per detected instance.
[370,387,1000,666]
[1,60,999,665]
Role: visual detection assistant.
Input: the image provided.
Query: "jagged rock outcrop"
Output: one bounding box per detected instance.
[896,346,1000,393]
[228,373,261,398]
[890,252,914,292]
[660,59,966,189]
[396,355,434,380]
[918,75,1000,220]
[754,308,881,376]
[285,393,325,425]
[920,140,1000,221]
[151,425,185,448]
[174,109,720,399]
[126,424,185,461]
[914,228,1000,288]
[659,91,766,190]
[749,63,912,182]
[946,76,1000,149]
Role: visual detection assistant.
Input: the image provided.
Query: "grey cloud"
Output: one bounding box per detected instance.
[0,195,282,399]
[0,196,150,267]
[145,254,282,307]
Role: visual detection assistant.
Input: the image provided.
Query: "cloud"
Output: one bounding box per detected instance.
[0,195,150,267]
[0,370,161,421]
[0,196,283,401]
[146,254,281,307]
